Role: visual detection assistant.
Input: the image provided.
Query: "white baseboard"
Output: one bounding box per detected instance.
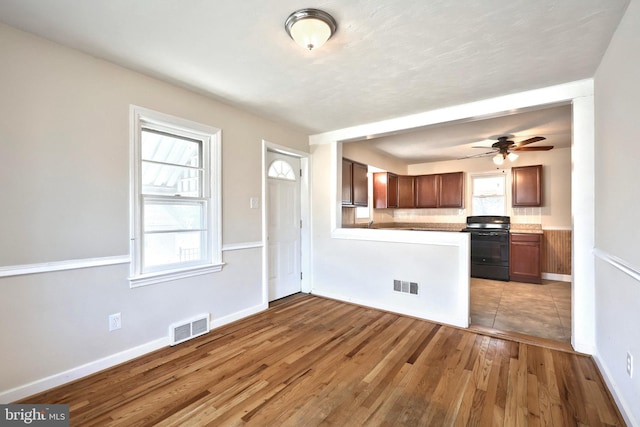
[592,350,637,427]
[311,289,467,329]
[0,337,168,404]
[541,272,572,282]
[0,302,268,404]
[210,302,268,329]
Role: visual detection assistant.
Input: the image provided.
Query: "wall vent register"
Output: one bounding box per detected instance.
[169,313,210,346]
[394,280,418,295]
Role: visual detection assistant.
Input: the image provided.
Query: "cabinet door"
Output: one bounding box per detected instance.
[341,159,353,205]
[397,175,415,208]
[439,172,464,208]
[352,161,368,206]
[387,174,399,208]
[415,174,438,208]
[373,172,398,208]
[509,233,542,284]
[512,165,542,207]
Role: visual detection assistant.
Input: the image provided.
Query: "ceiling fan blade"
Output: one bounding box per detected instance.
[471,146,497,149]
[512,146,554,151]
[459,150,496,159]
[516,136,546,147]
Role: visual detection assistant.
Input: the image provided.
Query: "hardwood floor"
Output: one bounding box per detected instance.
[18,294,624,426]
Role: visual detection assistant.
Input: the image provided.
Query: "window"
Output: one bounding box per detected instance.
[471,174,506,216]
[355,206,370,219]
[130,106,222,287]
[268,159,296,180]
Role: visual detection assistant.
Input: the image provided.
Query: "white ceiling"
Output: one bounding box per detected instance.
[346,103,573,163]
[0,1,628,160]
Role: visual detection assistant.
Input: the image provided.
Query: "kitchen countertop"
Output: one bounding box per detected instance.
[510,224,544,234]
[345,222,545,233]
[370,222,466,232]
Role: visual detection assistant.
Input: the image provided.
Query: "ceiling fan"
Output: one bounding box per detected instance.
[471,136,554,165]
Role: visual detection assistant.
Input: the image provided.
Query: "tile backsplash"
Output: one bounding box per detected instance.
[390,208,466,223]
[374,206,544,226]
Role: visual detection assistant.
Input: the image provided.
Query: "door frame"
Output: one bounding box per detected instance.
[262,140,311,305]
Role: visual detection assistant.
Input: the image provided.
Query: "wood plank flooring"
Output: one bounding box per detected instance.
[18,294,625,426]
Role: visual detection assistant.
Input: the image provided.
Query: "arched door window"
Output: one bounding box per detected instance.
[268,159,296,181]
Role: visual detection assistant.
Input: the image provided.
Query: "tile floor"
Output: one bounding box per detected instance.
[470,278,572,343]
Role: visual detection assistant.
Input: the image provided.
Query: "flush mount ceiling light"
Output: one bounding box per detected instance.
[285,8,337,51]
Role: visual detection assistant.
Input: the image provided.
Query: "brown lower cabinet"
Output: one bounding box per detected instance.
[509,233,542,284]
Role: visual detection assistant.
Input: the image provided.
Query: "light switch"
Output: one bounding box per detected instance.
[250,197,260,209]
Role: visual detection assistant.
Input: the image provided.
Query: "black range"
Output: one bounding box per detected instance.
[462,216,510,281]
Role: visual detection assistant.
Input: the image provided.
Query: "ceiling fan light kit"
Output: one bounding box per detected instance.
[285,8,337,51]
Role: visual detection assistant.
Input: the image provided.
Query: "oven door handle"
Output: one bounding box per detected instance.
[476,232,504,237]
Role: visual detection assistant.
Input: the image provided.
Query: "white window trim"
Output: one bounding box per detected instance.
[129,105,223,287]
[470,172,507,216]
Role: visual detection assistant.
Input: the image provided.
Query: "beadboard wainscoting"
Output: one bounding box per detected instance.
[542,228,572,278]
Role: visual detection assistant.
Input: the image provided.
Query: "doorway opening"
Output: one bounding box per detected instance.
[263,141,310,304]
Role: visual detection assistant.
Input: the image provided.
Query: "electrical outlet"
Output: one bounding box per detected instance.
[627,352,633,378]
[250,197,260,209]
[109,313,121,331]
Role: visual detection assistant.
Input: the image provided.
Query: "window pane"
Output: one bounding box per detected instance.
[473,176,504,196]
[143,231,205,268]
[142,162,202,196]
[141,129,200,167]
[268,159,296,181]
[355,206,370,219]
[144,202,204,232]
[472,196,506,216]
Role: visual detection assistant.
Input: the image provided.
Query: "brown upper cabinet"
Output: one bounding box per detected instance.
[439,172,465,208]
[373,172,399,208]
[342,158,368,207]
[415,174,439,208]
[512,165,542,207]
[397,175,416,208]
[415,172,464,208]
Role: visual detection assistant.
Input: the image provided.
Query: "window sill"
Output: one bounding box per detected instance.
[129,263,225,288]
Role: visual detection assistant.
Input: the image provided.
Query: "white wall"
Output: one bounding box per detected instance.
[0,24,307,401]
[310,81,595,340]
[593,0,640,424]
[311,143,470,327]
[342,141,408,175]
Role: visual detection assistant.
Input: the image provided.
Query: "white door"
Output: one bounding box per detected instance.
[267,151,301,301]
